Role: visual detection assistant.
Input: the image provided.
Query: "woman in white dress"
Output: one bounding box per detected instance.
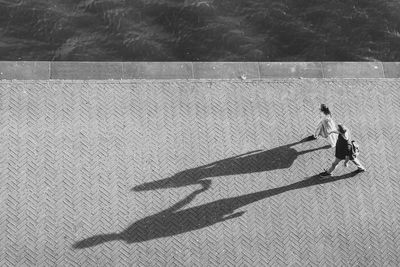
[308,104,338,147]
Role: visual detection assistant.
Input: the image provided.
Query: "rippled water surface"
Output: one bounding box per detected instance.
[1,0,400,61]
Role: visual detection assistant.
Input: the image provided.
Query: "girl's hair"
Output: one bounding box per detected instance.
[320,104,331,115]
[338,124,347,134]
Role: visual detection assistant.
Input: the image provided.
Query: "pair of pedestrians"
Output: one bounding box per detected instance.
[309,104,366,177]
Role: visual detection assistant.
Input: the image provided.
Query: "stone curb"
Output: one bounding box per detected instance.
[0,61,399,80]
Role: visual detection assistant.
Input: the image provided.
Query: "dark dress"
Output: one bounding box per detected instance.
[335,134,352,160]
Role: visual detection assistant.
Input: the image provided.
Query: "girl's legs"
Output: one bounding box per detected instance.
[327,157,342,174]
[352,158,365,170]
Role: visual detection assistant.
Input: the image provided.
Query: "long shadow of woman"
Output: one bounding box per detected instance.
[132,138,330,192]
[73,171,356,249]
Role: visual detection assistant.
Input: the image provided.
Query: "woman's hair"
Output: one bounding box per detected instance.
[320,104,331,115]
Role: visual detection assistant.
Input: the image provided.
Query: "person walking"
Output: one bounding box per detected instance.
[308,104,338,147]
[319,124,366,177]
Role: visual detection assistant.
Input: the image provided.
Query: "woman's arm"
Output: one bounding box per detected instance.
[328,130,340,135]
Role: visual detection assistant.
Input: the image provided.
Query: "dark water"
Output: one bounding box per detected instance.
[1,0,400,61]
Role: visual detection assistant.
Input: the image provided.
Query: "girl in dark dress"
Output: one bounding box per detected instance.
[320,124,365,177]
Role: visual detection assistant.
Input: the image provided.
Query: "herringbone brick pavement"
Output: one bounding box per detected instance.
[1,79,400,266]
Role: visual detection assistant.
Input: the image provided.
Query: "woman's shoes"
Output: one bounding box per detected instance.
[319,171,331,177]
[307,135,317,141]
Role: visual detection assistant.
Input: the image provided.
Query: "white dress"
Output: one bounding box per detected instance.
[315,116,338,147]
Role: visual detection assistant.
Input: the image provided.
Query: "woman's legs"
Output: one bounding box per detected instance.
[312,122,323,138]
[327,133,338,147]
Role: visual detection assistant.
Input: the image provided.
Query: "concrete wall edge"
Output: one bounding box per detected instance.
[0,61,399,80]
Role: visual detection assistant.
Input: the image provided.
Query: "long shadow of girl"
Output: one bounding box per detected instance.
[73,171,356,249]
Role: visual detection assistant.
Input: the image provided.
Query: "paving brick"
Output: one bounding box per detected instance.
[1,79,400,266]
